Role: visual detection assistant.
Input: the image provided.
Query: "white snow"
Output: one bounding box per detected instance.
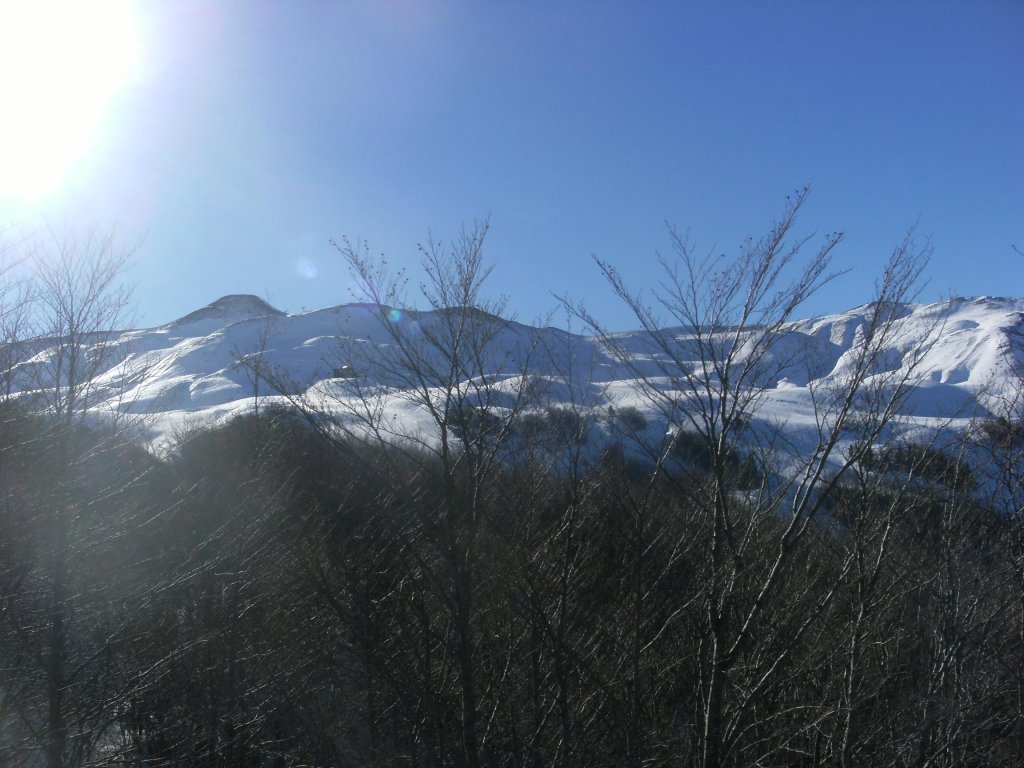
[9,294,1023,453]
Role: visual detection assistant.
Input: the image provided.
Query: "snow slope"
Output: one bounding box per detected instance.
[10,294,1024,451]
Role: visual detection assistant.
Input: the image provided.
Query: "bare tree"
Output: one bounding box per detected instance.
[974,336,1024,763]
[266,221,546,766]
[0,227,138,768]
[0,242,33,400]
[27,227,134,423]
[567,189,935,767]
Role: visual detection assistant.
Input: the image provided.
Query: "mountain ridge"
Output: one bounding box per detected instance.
[11,295,1024,448]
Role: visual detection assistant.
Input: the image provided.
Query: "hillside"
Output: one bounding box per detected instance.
[10,294,1024,448]
[6,291,1024,768]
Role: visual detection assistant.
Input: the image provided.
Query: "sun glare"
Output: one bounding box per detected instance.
[0,0,140,203]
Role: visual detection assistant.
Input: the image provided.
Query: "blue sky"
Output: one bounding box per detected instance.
[1,1,1021,329]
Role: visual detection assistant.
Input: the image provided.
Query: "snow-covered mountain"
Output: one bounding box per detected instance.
[10,294,1024,450]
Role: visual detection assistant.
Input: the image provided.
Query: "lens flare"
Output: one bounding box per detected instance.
[295,257,318,279]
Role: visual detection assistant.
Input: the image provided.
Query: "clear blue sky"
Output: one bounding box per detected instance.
[1,1,1021,329]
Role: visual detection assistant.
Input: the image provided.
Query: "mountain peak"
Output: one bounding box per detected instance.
[167,294,285,329]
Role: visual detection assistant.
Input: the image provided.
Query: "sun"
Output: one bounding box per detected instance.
[0,0,141,203]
